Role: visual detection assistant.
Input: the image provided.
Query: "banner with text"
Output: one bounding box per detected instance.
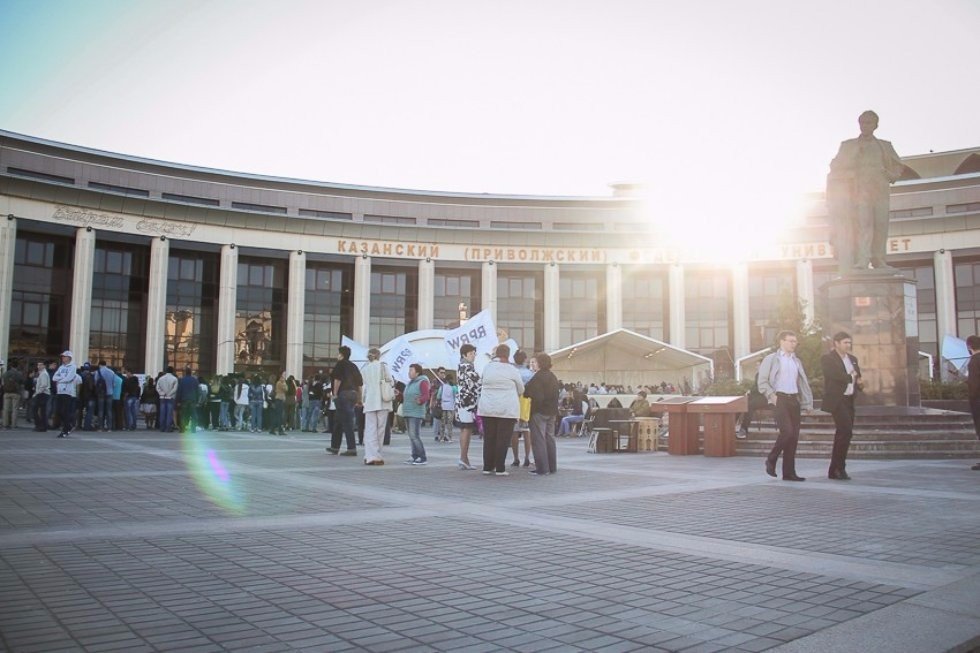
[383,336,423,385]
[443,309,498,373]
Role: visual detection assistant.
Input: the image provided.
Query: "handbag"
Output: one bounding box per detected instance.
[380,364,394,403]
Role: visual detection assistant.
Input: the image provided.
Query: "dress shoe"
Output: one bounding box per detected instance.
[783,475,806,482]
[765,460,776,477]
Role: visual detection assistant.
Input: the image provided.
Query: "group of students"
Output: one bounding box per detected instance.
[3,343,564,476]
[0,355,145,435]
[354,343,561,476]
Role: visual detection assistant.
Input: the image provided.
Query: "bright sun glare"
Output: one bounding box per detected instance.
[636,169,811,265]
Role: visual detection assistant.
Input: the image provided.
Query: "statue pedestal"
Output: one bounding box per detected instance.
[822,272,920,408]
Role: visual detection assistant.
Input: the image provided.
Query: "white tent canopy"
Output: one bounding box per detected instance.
[549,329,713,388]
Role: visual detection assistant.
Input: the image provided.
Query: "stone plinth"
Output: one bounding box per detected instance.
[823,272,920,408]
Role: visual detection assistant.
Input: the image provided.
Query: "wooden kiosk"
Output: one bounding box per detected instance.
[688,396,747,457]
[659,397,699,455]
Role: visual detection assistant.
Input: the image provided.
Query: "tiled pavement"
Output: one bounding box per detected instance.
[0,426,978,652]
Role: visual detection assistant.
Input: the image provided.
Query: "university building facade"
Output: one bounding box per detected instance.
[1,130,979,380]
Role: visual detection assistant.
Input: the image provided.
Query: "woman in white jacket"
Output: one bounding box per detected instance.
[360,348,394,465]
[477,344,524,475]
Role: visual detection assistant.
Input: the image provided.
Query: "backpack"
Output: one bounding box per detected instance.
[95,371,109,397]
[82,372,96,397]
[2,372,20,393]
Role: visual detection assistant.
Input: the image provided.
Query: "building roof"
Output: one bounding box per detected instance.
[549,329,713,386]
[0,129,625,204]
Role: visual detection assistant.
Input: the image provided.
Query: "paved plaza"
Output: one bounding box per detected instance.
[0,426,978,653]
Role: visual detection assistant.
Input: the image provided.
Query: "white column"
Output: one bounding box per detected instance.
[144,236,170,375]
[668,264,685,349]
[70,227,96,364]
[286,250,306,378]
[0,216,16,365]
[353,255,371,344]
[216,244,238,374]
[417,258,435,330]
[934,248,956,343]
[544,262,560,351]
[796,259,815,328]
[606,263,623,332]
[481,261,497,324]
[732,263,751,360]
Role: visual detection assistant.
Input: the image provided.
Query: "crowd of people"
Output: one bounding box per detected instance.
[0,354,348,439]
[0,348,678,476]
[584,379,691,396]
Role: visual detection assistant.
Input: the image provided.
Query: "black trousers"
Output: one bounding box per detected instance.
[56,395,75,434]
[33,393,49,431]
[331,390,358,451]
[767,393,800,477]
[970,396,980,438]
[482,416,516,473]
[829,395,855,474]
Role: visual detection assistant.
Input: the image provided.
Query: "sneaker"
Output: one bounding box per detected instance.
[57,432,67,438]
[481,470,493,475]
[326,447,340,455]
[971,463,980,471]
[340,450,357,456]
[495,471,510,476]
[511,460,520,467]
[412,459,428,465]
[736,430,748,440]
[405,458,418,464]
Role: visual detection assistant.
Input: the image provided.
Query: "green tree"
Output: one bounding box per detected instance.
[773,290,825,395]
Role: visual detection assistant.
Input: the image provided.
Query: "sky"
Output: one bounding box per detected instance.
[1,0,978,241]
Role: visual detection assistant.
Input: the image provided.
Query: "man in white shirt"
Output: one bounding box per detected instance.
[32,361,51,432]
[757,331,813,481]
[156,366,179,433]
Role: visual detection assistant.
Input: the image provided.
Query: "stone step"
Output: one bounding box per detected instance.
[734,440,980,459]
[739,429,978,442]
[748,419,974,431]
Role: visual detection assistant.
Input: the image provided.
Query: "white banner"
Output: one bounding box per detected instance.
[341,335,370,370]
[383,336,422,385]
[443,309,499,372]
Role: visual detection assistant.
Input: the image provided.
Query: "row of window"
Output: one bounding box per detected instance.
[5,166,644,232]
[7,234,958,377]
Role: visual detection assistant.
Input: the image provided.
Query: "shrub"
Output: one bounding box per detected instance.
[700,379,752,396]
[920,379,968,400]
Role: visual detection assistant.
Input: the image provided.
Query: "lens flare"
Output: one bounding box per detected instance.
[181,432,247,515]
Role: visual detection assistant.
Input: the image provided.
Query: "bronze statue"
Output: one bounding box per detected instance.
[826,111,905,274]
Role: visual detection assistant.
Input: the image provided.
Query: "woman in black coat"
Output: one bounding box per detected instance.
[524,353,561,475]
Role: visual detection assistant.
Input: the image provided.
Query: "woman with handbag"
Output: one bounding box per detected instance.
[477,344,525,476]
[361,348,394,465]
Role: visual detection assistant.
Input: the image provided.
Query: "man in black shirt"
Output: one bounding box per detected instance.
[328,346,363,456]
